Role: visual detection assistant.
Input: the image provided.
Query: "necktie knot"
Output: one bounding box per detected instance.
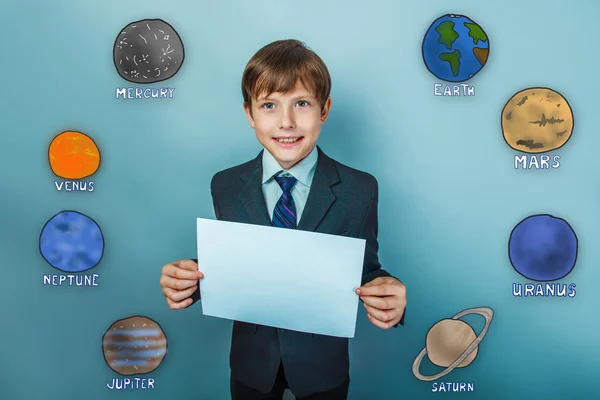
[274,172,297,193]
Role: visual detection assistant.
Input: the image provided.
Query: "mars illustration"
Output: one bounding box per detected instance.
[501,87,573,153]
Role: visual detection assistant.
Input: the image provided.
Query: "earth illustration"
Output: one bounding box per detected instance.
[422,14,489,82]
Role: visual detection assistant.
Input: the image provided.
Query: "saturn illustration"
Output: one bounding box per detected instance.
[412,307,494,381]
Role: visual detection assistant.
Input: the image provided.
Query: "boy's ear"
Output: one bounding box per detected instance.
[243,102,256,128]
[320,96,332,124]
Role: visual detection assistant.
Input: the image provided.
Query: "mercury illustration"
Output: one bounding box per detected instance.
[102,316,167,375]
[412,307,493,381]
[39,210,104,272]
[113,18,185,84]
[501,87,574,153]
[509,214,578,281]
[49,131,100,180]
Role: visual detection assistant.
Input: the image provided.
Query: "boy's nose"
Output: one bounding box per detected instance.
[278,110,296,129]
[279,107,296,129]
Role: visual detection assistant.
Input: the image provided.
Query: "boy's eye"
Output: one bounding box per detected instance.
[260,101,309,109]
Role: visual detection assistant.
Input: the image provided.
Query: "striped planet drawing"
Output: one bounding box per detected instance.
[102,316,167,375]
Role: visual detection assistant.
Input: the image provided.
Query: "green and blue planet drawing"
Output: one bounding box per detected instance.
[422,14,489,82]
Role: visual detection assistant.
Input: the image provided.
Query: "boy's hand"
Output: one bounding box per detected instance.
[160,260,204,310]
[356,277,406,329]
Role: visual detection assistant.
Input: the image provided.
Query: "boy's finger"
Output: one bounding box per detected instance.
[360,295,392,310]
[364,303,395,322]
[175,259,201,271]
[165,265,202,280]
[166,297,193,310]
[160,275,198,290]
[357,283,395,297]
[366,314,389,329]
[163,286,197,302]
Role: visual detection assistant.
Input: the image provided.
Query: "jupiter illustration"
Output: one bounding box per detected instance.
[102,315,167,375]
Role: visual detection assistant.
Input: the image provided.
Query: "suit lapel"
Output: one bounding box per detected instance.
[236,146,341,231]
[238,151,272,226]
[297,147,340,232]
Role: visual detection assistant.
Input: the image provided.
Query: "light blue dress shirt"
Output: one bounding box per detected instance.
[261,146,318,224]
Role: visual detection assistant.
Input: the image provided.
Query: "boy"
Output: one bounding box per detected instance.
[159,39,406,400]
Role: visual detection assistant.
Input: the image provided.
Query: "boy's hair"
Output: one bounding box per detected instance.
[242,39,331,110]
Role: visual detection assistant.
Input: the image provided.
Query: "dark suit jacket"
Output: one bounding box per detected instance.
[190,146,404,397]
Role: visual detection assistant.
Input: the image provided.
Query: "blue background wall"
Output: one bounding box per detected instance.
[1,0,597,398]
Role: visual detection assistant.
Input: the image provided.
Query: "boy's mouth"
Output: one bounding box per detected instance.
[273,136,304,145]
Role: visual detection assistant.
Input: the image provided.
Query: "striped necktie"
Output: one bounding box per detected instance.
[272,172,297,229]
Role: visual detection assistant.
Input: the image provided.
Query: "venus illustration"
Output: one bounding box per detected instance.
[501,87,573,153]
[49,131,100,179]
[102,316,167,375]
[412,307,493,381]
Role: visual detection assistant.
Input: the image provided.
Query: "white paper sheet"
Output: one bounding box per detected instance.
[196,218,366,338]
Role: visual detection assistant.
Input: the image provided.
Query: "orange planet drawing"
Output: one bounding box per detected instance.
[49,131,100,179]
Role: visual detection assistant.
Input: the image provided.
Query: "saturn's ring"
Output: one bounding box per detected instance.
[412,307,494,381]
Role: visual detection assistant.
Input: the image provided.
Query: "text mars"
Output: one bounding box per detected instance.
[514,155,560,169]
[434,83,474,96]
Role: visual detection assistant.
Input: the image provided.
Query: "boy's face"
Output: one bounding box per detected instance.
[244,82,331,170]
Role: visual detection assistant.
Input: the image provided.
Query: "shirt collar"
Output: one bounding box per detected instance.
[261,145,318,187]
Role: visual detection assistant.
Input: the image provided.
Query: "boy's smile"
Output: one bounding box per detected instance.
[244,82,332,170]
[273,136,302,148]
